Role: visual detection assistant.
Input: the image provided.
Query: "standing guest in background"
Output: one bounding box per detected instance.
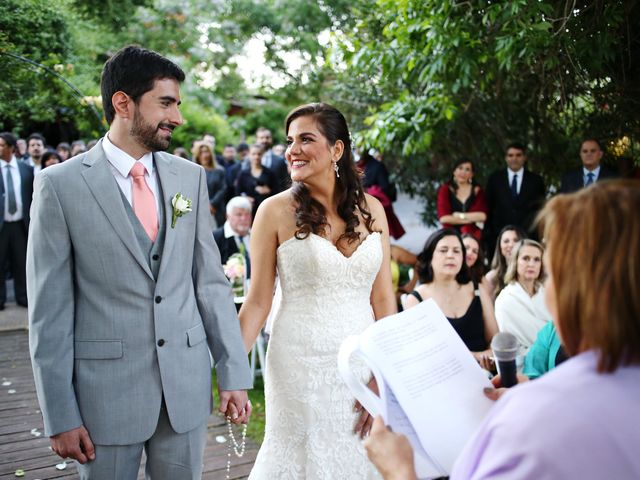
[365,180,640,480]
[559,138,617,193]
[235,144,277,216]
[16,138,28,161]
[70,140,87,157]
[172,146,190,160]
[495,239,551,357]
[56,143,71,161]
[221,143,237,168]
[358,149,405,239]
[213,196,252,276]
[237,142,250,166]
[403,228,498,370]
[27,45,251,478]
[463,233,487,288]
[222,143,242,202]
[25,133,47,175]
[272,143,285,157]
[256,127,289,193]
[193,141,227,227]
[0,132,34,310]
[485,225,525,301]
[437,159,488,240]
[41,151,63,170]
[485,142,545,256]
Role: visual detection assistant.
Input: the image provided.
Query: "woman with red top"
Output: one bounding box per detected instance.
[437,159,488,240]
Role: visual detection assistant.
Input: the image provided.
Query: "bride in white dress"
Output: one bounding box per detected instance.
[239,103,397,479]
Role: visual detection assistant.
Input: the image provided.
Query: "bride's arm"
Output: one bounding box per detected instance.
[238,197,279,352]
[366,194,397,320]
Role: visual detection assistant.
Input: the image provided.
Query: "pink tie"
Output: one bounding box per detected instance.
[130,161,158,241]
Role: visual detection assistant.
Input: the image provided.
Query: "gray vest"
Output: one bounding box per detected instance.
[120,171,166,280]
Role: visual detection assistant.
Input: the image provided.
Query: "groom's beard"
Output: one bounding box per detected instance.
[131,110,174,152]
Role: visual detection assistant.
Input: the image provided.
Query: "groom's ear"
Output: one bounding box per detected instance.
[112,91,133,121]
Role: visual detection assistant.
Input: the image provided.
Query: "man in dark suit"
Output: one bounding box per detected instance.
[559,139,617,193]
[485,142,546,255]
[213,196,252,277]
[257,127,289,192]
[0,132,34,310]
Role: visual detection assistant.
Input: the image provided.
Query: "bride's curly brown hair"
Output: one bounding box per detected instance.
[285,103,377,247]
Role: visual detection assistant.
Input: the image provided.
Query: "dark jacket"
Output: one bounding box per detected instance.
[559,166,617,194]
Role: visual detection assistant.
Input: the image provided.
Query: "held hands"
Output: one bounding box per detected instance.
[50,425,95,464]
[219,389,251,424]
[364,416,417,480]
[483,372,529,401]
[353,377,378,438]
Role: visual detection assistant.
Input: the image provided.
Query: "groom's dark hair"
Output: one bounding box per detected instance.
[101,45,185,124]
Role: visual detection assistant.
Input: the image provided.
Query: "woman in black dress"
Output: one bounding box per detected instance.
[403,228,498,370]
[235,144,277,215]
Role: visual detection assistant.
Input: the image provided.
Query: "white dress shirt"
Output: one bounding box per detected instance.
[25,156,42,176]
[583,165,601,184]
[102,134,161,220]
[223,220,251,255]
[507,167,524,194]
[1,156,24,221]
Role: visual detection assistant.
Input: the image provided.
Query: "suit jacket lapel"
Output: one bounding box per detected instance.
[154,152,180,281]
[81,142,154,280]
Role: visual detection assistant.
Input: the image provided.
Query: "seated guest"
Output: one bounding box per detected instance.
[213,196,252,276]
[485,225,525,301]
[437,159,488,240]
[235,144,277,216]
[522,321,568,380]
[365,180,640,480]
[403,229,498,370]
[494,239,552,356]
[462,233,488,289]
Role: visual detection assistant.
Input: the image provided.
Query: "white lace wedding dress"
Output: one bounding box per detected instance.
[249,232,383,479]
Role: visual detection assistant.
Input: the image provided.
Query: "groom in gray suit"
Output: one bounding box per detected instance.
[27,45,252,479]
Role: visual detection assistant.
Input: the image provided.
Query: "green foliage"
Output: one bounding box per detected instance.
[71,0,152,31]
[171,101,236,153]
[330,0,640,223]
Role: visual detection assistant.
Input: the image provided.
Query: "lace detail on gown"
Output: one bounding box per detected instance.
[249,232,383,480]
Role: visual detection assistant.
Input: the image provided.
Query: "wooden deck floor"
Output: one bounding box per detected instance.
[0,330,257,479]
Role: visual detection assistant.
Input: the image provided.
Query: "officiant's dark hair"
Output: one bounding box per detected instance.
[101,45,185,124]
[417,228,471,284]
[286,102,378,248]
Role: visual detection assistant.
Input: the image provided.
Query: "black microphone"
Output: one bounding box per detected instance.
[491,332,519,388]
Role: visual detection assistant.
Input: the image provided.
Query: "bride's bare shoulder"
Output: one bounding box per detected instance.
[254,190,298,238]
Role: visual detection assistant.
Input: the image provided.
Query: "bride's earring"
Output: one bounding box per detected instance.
[333,161,340,178]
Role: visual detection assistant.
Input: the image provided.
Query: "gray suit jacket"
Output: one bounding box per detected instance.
[27,140,252,445]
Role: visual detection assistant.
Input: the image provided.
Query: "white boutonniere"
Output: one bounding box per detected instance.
[171,192,192,228]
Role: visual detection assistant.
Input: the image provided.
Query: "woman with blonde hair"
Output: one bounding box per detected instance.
[484,225,525,301]
[494,239,552,356]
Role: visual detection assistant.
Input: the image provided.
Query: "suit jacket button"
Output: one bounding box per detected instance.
[152,254,160,261]
[157,339,165,347]
[155,296,162,303]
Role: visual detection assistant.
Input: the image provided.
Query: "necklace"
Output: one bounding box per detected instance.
[225,417,248,480]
